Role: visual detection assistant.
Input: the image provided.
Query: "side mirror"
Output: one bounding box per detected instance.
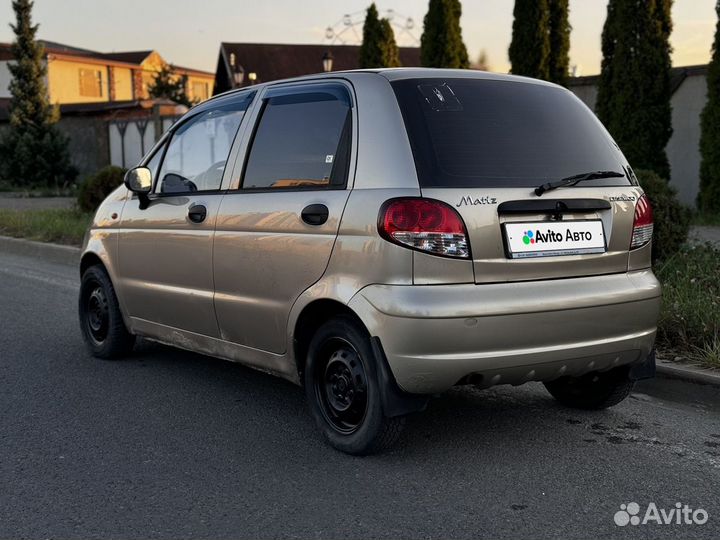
[124,167,152,194]
[124,167,152,209]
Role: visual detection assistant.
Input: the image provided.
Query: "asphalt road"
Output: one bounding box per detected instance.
[2,249,720,540]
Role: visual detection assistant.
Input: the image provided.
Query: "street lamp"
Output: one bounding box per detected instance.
[322,50,334,73]
[248,72,257,84]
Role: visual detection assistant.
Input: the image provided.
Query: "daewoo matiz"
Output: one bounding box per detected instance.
[79,69,660,454]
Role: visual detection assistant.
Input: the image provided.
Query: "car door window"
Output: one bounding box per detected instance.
[156,96,252,194]
[242,85,352,190]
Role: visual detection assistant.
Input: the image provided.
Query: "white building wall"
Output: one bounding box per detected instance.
[0,60,13,98]
[569,72,707,207]
[666,74,707,206]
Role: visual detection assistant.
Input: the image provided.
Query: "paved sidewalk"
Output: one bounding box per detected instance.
[689,225,720,247]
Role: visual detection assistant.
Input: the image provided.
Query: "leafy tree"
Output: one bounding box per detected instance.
[0,0,76,188]
[596,0,673,180]
[359,4,401,68]
[508,0,550,79]
[698,1,720,213]
[548,0,571,85]
[148,64,195,108]
[420,0,469,69]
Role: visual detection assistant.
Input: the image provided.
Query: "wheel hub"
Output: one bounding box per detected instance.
[86,286,109,342]
[318,344,368,433]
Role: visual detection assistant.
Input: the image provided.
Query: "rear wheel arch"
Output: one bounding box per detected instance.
[293,299,366,379]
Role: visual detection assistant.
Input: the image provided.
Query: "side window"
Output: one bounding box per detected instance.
[156,96,252,194]
[144,144,165,180]
[242,86,352,190]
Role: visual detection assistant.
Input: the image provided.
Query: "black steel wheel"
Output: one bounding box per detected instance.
[304,316,404,455]
[79,265,134,359]
[315,338,369,434]
[544,366,634,410]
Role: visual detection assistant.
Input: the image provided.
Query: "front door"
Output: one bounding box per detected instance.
[213,82,355,353]
[117,92,254,337]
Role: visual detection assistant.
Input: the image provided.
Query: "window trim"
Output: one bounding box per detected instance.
[236,82,354,193]
[148,90,256,197]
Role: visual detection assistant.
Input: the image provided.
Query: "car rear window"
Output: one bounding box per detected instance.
[391,78,631,189]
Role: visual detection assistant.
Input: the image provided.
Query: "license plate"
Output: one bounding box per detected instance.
[504,220,606,259]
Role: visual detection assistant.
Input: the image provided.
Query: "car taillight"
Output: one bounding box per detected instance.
[378,198,470,258]
[630,194,653,249]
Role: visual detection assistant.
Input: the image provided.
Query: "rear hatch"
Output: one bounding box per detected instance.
[391,76,641,283]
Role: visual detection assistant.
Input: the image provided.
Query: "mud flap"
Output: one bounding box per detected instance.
[629,349,656,381]
[371,336,430,417]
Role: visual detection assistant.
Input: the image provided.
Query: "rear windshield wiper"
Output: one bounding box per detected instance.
[535,170,625,196]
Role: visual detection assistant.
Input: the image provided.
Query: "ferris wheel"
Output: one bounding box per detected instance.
[324,8,420,46]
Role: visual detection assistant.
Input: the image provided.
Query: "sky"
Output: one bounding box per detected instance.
[0,0,716,75]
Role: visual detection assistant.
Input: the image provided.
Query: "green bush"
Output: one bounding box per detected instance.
[635,169,691,262]
[655,244,720,368]
[77,166,126,213]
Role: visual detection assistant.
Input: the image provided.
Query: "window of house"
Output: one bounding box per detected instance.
[192,81,209,102]
[242,86,352,190]
[79,68,103,98]
[155,95,253,194]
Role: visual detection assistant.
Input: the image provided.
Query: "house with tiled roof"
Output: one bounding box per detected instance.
[213,42,421,94]
[0,41,215,107]
[0,41,215,176]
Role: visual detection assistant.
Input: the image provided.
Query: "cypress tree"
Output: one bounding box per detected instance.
[596,0,673,180]
[359,4,401,68]
[420,0,469,69]
[698,1,720,212]
[379,19,401,67]
[508,0,550,79]
[359,4,384,68]
[0,0,76,188]
[547,0,571,85]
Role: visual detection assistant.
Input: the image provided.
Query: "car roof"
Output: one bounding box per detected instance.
[199,68,560,113]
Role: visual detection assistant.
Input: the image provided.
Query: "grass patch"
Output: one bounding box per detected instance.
[691,211,720,227]
[655,244,720,369]
[0,208,91,246]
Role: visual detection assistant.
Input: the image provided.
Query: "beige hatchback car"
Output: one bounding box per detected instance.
[79,69,661,454]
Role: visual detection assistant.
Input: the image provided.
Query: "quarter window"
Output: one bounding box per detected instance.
[242,86,352,190]
[156,96,252,194]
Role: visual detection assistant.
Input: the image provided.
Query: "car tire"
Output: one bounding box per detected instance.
[78,265,135,359]
[304,315,404,455]
[544,366,634,410]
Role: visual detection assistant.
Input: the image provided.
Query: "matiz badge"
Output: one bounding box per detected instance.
[456,195,498,207]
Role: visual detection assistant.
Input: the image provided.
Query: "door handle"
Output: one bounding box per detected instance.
[187,204,207,224]
[301,204,329,226]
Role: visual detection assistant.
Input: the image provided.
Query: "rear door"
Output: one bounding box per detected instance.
[212,81,355,353]
[391,77,640,283]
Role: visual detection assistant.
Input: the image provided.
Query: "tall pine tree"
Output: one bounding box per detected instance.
[596,0,673,180]
[508,0,550,79]
[698,1,720,212]
[379,19,401,67]
[359,4,401,68]
[0,0,76,188]
[420,0,469,69]
[548,0,571,85]
[359,4,383,68]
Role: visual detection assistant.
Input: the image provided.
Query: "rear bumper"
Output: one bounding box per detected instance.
[348,270,661,394]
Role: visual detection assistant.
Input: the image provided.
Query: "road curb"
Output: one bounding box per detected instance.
[656,359,720,387]
[0,235,80,267]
